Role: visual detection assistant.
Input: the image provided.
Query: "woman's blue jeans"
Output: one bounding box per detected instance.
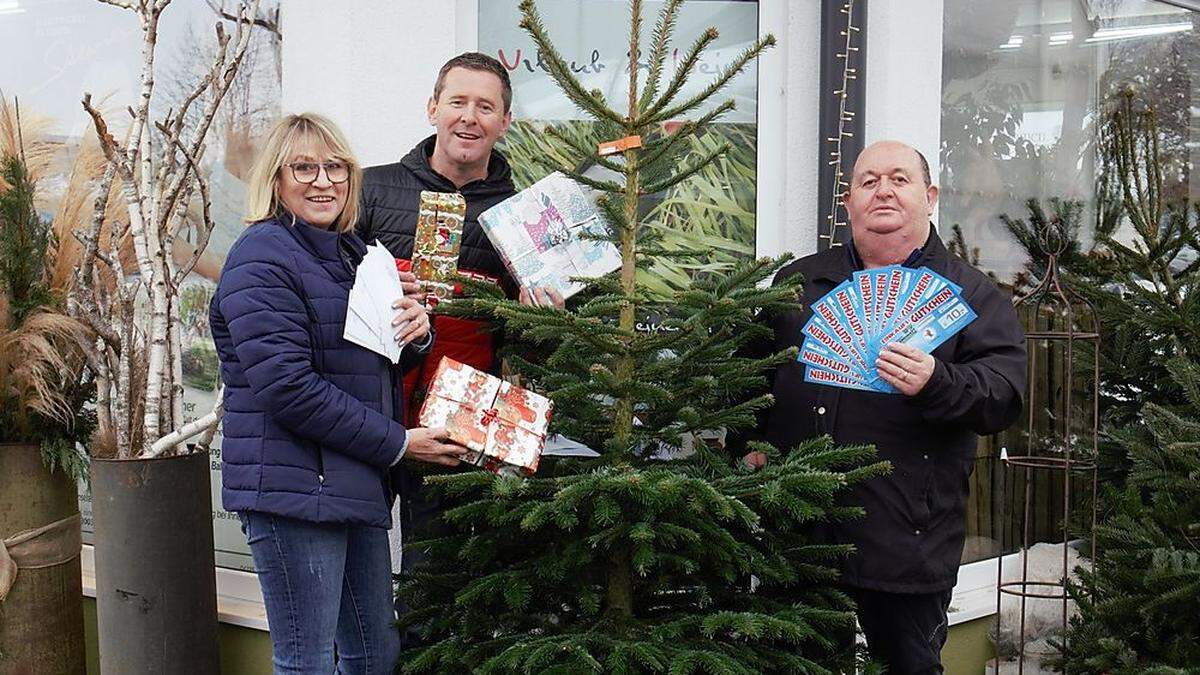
[239,511,401,674]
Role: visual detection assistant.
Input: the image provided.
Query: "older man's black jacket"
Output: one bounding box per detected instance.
[744,228,1026,593]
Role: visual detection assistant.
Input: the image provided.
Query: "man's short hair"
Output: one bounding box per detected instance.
[914,148,931,187]
[432,52,513,113]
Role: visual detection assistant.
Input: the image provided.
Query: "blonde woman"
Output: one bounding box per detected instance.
[210,113,464,673]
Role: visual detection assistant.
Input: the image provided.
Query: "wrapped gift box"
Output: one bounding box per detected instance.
[417,357,553,476]
[413,191,465,308]
[478,171,621,299]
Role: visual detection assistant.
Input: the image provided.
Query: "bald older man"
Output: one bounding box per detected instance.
[737,141,1026,673]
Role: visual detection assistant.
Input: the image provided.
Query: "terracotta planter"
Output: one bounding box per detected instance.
[0,442,85,675]
[90,452,218,674]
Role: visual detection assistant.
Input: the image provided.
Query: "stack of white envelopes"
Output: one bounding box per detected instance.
[343,242,406,364]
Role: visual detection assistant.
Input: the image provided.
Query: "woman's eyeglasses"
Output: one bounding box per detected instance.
[284,161,350,185]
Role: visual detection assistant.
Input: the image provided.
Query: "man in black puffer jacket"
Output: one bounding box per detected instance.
[358,51,562,649]
[361,53,517,397]
[360,52,564,411]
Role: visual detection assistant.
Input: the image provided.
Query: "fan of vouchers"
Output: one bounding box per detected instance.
[800,266,977,394]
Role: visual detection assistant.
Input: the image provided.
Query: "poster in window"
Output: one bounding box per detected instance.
[0,0,281,572]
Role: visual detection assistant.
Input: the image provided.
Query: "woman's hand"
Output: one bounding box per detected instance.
[391,296,431,345]
[398,271,427,306]
[403,427,466,467]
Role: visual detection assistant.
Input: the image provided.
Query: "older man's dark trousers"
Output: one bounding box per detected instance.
[848,586,953,675]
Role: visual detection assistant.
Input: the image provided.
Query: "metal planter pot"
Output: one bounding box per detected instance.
[90,452,218,674]
[0,442,85,675]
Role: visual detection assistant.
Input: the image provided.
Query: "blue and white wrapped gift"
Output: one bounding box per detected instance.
[479,171,622,299]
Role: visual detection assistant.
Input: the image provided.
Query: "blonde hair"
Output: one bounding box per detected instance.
[244,113,362,233]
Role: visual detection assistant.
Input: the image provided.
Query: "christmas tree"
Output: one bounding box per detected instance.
[1000,90,1199,433]
[396,1,887,672]
[1001,91,1200,671]
[1057,357,1200,672]
[0,107,93,479]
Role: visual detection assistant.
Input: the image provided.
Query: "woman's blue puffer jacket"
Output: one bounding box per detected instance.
[210,216,408,528]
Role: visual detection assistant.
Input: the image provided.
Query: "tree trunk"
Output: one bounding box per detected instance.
[605,547,634,620]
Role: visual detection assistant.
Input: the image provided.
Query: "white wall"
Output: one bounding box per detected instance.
[865,0,945,225]
[282,1,824,255]
[758,0,822,259]
[282,1,461,167]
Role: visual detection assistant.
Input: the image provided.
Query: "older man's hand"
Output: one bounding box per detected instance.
[741,451,768,471]
[875,343,936,396]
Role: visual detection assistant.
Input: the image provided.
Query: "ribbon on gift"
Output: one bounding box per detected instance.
[508,215,604,290]
[420,358,551,474]
[0,513,82,603]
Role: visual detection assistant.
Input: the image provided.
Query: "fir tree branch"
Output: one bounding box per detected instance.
[637,0,685,112]
[637,99,735,177]
[642,140,729,195]
[645,35,776,126]
[543,124,627,175]
[641,26,719,123]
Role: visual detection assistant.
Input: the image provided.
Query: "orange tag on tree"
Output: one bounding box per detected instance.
[597,135,642,156]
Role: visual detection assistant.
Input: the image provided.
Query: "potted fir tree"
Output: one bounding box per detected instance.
[0,98,91,674]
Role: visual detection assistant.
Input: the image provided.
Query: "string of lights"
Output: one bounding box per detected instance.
[820,0,863,249]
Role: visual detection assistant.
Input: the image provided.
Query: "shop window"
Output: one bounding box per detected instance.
[477,0,762,294]
[939,0,1198,564]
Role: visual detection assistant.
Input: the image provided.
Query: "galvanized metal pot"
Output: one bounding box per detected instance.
[90,452,218,674]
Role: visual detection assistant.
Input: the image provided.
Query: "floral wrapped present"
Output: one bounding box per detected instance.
[413,191,465,308]
[417,357,553,476]
[478,171,621,299]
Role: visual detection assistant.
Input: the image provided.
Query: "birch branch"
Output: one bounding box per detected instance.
[157,122,215,287]
[82,0,255,457]
[205,0,280,38]
[80,95,132,178]
[69,161,122,350]
[158,51,222,223]
[115,321,132,457]
[168,299,184,447]
[181,2,259,167]
[141,1,256,450]
[144,385,224,458]
[73,335,113,438]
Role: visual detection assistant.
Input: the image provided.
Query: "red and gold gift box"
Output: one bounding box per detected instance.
[417,357,553,476]
[413,191,466,308]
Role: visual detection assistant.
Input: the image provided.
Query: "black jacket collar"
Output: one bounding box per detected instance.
[399,134,514,199]
[811,223,947,283]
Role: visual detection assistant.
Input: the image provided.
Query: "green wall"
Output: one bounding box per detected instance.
[943,615,995,674]
[85,597,993,674]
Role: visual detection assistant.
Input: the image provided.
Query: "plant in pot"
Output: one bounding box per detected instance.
[0,97,94,674]
[63,1,260,672]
